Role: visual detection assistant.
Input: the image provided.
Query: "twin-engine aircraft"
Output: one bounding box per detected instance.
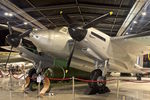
[2,10,149,94]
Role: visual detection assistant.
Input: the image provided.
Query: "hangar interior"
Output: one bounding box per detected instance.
[1,0,150,100]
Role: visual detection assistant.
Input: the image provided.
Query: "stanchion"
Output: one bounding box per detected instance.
[37,74,42,99]
[122,95,126,100]
[116,77,120,100]
[9,90,12,100]
[23,65,26,100]
[72,76,75,100]
[38,82,41,100]
[9,70,12,100]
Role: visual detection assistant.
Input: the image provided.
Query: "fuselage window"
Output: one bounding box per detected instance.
[91,32,106,42]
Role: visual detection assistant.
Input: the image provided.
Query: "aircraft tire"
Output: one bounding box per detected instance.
[28,68,36,78]
[88,69,106,90]
[29,81,38,91]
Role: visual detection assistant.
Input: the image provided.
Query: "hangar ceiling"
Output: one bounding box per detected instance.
[123,0,150,35]
[0,0,136,36]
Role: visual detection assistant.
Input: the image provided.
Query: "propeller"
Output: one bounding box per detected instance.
[60,11,113,73]
[4,22,32,70]
[82,12,113,29]
[65,40,76,73]
[4,42,13,70]
[6,25,32,48]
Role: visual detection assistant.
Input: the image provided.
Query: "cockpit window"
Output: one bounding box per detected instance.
[91,32,106,42]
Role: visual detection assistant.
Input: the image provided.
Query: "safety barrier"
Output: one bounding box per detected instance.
[0,69,26,79]
[1,68,150,83]
[1,73,150,100]
[47,77,150,83]
[12,74,25,80]
[2,73,150,83]
[122,79,150,83]
[75,78,116,83]
[45,77,117,83]
[0,70,10,77]
[1,69,150,84]
[48,77,72,81]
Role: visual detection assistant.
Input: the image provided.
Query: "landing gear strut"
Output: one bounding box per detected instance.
[136,73,142,81]
[23,68,37,90]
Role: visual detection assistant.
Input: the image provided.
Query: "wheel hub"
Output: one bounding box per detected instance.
[97,76,104,86]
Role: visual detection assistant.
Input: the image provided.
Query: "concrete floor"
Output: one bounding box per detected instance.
[0,77,150,100]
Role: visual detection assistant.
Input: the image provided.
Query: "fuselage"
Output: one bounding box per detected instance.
[24,27,149,74]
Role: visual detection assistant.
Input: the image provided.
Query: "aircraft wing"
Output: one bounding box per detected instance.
[111,34,150,56]
[0,23,26,33]
[0,46,19,52]
[0,52,26,63]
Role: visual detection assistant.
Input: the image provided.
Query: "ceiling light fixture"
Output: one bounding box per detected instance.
[34,28,38,31]
[126,32,129,35]
[4,12,13,17]
[8,13,13,17]
[4,12,9,16]
[142,12,146,16]
[133,21,137,24]
[24,22,28,25]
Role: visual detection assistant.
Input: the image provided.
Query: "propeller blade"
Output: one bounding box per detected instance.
[6,22,32,48]
[19,29,32,38]
[5,46,13,70]
[83,11,113,29]
[7,22,13,35]
[66,40,76,73]
[60,11,73,27]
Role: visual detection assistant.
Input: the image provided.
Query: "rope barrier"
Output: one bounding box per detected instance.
[1,71,9,77]
[75,78,116,83]
[48,77,72,81]
[48,77,116,83]
[1,69,150,84]
[12,74,25,80]
[121,79,150,83]
[0,69,26,79]
[48,77,150,83]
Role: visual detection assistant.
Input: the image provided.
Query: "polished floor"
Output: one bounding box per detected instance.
[0,77,150,100]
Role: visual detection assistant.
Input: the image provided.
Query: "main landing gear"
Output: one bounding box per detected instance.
[23,68,50,96]
[136,73,142,81]
[86,69,110,95]
[86,60,110,95]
